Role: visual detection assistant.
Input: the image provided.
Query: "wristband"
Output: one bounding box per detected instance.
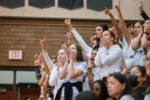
[144,32,149,35]
[45,74,49,79]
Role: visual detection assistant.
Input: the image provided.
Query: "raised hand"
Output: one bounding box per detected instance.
[66,31,72,46]
[40,35,46,52]
[66,32,72,40]
[61,42,68,50]
[115,0,120,11]
[40,35,46,45]
[64,18,71,27]
[34,53,39,60]
[34,59,41,66]
[139,1,143,13]
[34,53,41,66]
[105,8,111,15]
[67,40,72,46]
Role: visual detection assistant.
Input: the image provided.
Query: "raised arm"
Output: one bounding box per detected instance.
[37,72,46,87]
[44,52,56,70]
[139,1,150,20]
[115,0,131,45]
[105,8,123,41]
[87,69,93,89]
[41,53,50,75]
[40,36,56,70]
[40,76,49,100]
[39,86,47,100]
[87,59,95,89]
[142,34,150,49]
[40,35,46,53]
[64,19,92,57]
[141,24,150,48]
[121,59,127,75]
[141,11,150,21]
[131,26,143,51]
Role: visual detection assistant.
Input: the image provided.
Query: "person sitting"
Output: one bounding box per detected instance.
[129,66,146,100]
[107,72,134,100]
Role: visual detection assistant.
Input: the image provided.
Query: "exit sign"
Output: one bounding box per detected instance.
[9,50,22,60]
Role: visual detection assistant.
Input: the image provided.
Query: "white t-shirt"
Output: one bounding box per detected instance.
[82,75,91,91]
[72,29,92,59]
[120,95,135,100]
[63,62,87,83]
[92,66,101,81]
[129,38,146,66]
[49,67,63,99]
[121,36,132,70]
[144,94,150,100]
[61,62,87,98]
[94,44,123,79]
[44,52,56,70]
[61,62,87,100]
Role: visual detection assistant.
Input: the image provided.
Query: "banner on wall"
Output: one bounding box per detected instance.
[29,0,55,8]
[0,0,25,8]
[87,0,112,11]
[58,0,83,10]
[0,0,112,11]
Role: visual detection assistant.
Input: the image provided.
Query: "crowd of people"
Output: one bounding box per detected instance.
[33,1,150,100]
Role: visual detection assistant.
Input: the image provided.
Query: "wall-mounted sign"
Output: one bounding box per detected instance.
[9,50,22,60]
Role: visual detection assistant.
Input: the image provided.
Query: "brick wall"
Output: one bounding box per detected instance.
[0,18,110,67]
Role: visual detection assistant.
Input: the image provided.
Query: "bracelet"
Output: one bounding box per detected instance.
[144,32,149,35]
[45,74,49,79]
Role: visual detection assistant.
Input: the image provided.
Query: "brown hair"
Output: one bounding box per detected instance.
[108,30,122,48]
[108,72,131,99]
[72,43,84,62]
[134,21,143,26]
